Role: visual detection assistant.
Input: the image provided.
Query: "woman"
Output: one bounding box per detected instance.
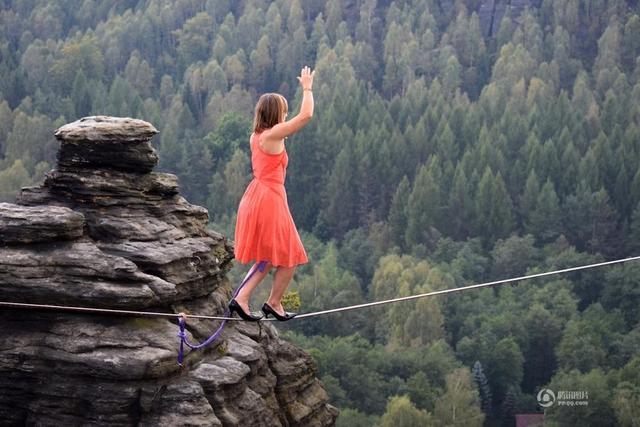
[230,66,315,322]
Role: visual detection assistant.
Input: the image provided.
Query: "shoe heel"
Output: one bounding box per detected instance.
[261,303,272,318]
[228,299,239,317]
[229,299,242,317]
[229,299,263,322]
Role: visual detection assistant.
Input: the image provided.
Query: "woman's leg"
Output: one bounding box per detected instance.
[234,262,272,312]
[267,265,296,314]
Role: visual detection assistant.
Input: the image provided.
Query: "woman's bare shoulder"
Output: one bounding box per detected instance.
[258,129,285,154]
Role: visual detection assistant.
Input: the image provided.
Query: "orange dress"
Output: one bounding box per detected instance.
[234,132,308,267]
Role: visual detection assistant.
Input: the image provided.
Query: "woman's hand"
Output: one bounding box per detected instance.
[263,67,315,144]
[297,66,315,91]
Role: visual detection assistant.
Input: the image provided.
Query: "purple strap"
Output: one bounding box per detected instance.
[177,261,267,365]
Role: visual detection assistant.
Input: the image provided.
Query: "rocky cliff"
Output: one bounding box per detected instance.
[0,116,338,426]
[477,0,544,37]
[436,0,543,37]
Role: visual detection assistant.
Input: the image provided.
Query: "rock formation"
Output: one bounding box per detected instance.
[477,0,543,37]
[0,116,338,426]
[436,0,543,37]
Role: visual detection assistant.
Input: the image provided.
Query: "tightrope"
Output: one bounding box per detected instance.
[1,255,639,321]
[3,255,640,365]
[295,255,640,318]
[0,301,237,320]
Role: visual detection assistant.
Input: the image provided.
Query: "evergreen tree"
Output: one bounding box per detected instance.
[388,175,410,249]
[475,168,514,245]
[520,169,540,223]
[447,164,472,239]
[500,387,516,427]
[528,179,562,242]
[70,69,92,118]
[324,143,357,237]
[628,202,640,254]
[471,361,492,416]
[405,160,442,250]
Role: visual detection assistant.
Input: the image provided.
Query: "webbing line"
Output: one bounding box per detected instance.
[0,301,237,321]
[3,255,640,365]
[1,256,639,321]
[295,255,640,318]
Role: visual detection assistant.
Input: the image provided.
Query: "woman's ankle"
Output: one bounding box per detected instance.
[235,292,250,305]
[266,299,283,309]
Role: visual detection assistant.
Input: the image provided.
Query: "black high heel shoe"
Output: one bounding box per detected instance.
[261,302,297,321]
[228,299,263,321]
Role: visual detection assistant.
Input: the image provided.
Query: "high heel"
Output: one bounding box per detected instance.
[261,302,297,321]
[228,299,263,321]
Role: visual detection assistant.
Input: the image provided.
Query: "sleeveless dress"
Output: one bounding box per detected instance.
[234,132,308,267]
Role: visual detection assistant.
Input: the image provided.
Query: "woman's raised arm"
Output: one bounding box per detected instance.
[263,67,315,142]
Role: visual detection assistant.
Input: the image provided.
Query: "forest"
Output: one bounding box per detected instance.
[1,0,640,425]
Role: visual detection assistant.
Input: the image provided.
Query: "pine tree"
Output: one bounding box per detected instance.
[475,168,514,244]
[405,160,442,249]
[388,176,410,249]
[628,202,640,254]
[472,361,493,416]
[622,15,640,72]
[520,169,540,222]
[500,387,516,427]
[475,167,494,241]
[71,69,92,118]
[528,180,562,242]
[447,164,472,239]
[324,144,357,237]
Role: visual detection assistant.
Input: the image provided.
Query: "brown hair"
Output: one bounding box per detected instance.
[253,93,288,133]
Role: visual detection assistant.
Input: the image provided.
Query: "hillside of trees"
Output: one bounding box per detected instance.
[1,0,640,425]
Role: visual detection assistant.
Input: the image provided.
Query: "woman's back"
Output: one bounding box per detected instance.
[250,132,288,185]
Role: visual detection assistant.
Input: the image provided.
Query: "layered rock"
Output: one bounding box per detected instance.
[475,0,544,37]
[0,116,338,426]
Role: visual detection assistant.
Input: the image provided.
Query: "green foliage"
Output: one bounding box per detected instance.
[380,395,434,427]
[433,368,485,427]
[545,368,617,426]
[281,290,301,312]
[556,303,626,372]
[335,407,379,427]
[602,263,640,327]
[0,159,31,202]
[371,254,451,347]
[296,244,367,337]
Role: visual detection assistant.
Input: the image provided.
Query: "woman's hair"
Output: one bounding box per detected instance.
[253,93,288,133]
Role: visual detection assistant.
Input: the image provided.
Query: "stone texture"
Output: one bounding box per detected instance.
[0,116,338,426]
[55,116,159,173]
[476,0,543,37]
[0,202,85,244]
[0,240,178,308]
